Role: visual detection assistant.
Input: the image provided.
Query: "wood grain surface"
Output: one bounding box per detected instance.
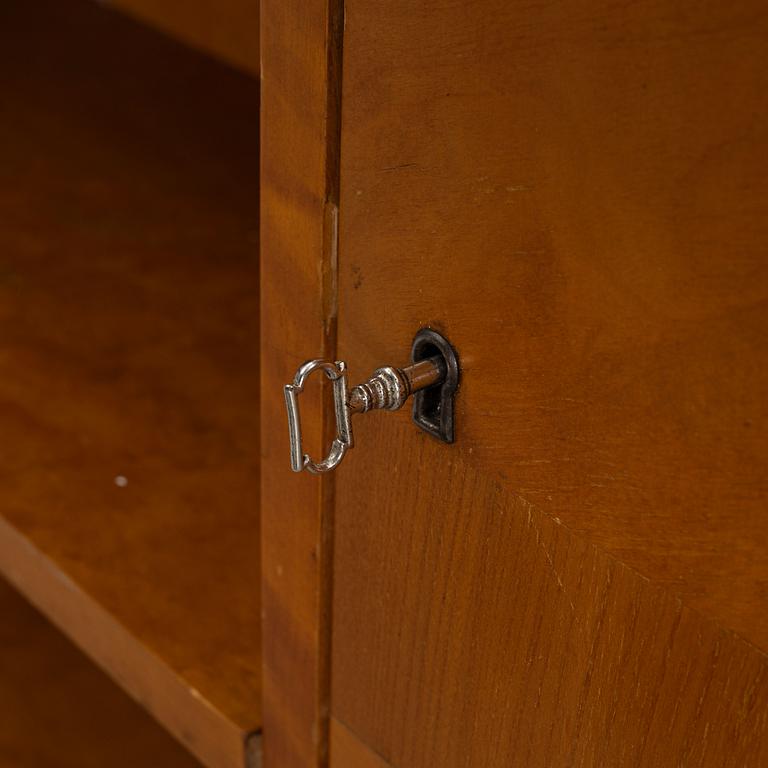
[0,518,258,768]
[333,422,768,767]
[330,718,390,768]
[332,0,768,764]
[110,0,259,74]
[337,0,768,652]
[0,576,202,768]
[0,3,260,765]
[260,0,342,765]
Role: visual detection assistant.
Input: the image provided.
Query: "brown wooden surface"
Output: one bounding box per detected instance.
[111,0,259,74]
[260,0,342,765]
[0,576,202,768]
[0,518,258,768]
[332,0,768,764]
[330,719,390,768]
[0,2,260,766]
[333,424,768,767]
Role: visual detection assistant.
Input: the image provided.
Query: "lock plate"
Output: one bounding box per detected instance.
[411,328,459,443]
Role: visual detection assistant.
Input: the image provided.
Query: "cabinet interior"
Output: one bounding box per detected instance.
[0,576,205,767]
[0,2,261,766]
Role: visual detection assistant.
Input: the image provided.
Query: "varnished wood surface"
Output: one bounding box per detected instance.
[333,0,768,764]
[333,422,768,767]
[330,719,390,768]
[260,0,342,765]
[0,2,260,765]
[337,0,768,653]
[0,577,202,768]
[111,0,259,74]
[0,518,259,768]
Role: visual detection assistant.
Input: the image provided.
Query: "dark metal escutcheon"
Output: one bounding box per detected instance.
[411,328,459,443]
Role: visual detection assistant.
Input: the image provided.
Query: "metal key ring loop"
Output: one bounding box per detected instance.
[283,359,353,474]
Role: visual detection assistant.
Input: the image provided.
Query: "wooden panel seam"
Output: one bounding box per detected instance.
[330,717,392,768]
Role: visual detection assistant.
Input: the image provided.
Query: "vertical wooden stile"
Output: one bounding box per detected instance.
[260,0,343,765]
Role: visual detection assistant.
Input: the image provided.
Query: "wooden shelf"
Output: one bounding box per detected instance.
[0,577,203,768]
[0,2,260,767]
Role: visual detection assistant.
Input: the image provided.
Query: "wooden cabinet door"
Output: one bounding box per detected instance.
[329,1,768,766]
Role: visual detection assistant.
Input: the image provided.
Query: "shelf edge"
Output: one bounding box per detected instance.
[0,514,254,768]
